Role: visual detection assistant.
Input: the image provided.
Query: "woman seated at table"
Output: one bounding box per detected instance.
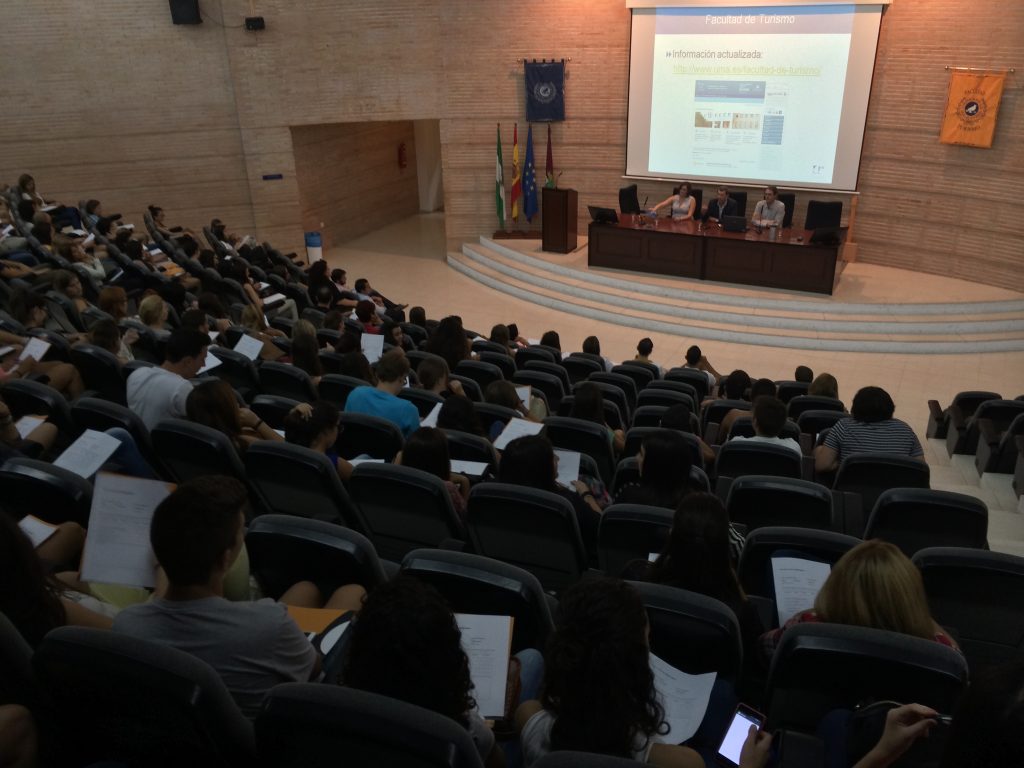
[650,181,697,221]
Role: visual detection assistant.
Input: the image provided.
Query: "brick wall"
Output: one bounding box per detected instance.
[291,121,420,249]
[2,0,1020,289]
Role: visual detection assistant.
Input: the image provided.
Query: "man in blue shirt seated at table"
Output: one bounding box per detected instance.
[344,349,420,437]
[752,185,786,229]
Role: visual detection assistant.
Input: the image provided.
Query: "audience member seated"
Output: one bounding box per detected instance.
[632,337,662,376]
[706,369,751,410]
[127,327,209,429]
[570,382,625,454]
[88,317,135,363]
[113,477,366,718]
[814,386,923,473]
[344,349,419,437]
[51,269,92,315]
[660,404,715,466]
[97,285,129,321]
[396,427,470,518]
[57,239,106,283]
[186,379,287,453]
[210,217,254,250]
[582,335,613,371]
[382,319,412,352]
[0,325,84,399]
[507,322,528,348]
[137,294,170,336]
[0,392,58,455]
[427,315,474,369]
[237,305,286,362]
[684,344,721,391]
[484,380,542,428]
[408,305,428,331]
[759,539,958,662]
[354,277,407,322]
[795,365,814,384]
[719,378,775,437]
[437,394,485,437]
[148,204,198,243]
[808,372,839,400]
[498,435,601,561]
[626,492,763,655]
[539,330,561,352]
[516,576,769,768]
[344,577,540,766]
[488,323,516,357]
[330,268,360,307]
[354,299,382,334]
[11,289,87,342]
[307,261,351,309]
[290,319,324,385]
[283,399,354,482]
[335,350,376,383]
[232,261,298,322]
[729,395,801,457]
[614,430,694,508]
[322,310,344,332]
[417,356,465,399]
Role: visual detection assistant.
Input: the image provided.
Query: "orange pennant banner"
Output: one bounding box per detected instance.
[939,71,1006,148]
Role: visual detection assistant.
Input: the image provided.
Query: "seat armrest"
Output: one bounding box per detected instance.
[948,404,968,431]
[977,417,1000,447]
[705,422,721,446]
[926,399,948,439]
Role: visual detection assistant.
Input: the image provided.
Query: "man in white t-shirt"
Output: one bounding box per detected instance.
[684,345,720,393]
[731,395,802,457]
[126,328,209,429]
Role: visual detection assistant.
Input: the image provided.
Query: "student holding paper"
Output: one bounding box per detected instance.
[437,394,487,438]
[0,394,57,455]
[186,379,293,452]
[396,427,471,518]
[570,383,625,455]
[283,399,355,482]
[344,350,420,438]
[0,329,83,398]
[484,380,547,425]
[289,320,325,385]
[417,356,467,400]
[127,328,209,429]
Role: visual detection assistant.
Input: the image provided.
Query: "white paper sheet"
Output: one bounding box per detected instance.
[14,415,46,439]
[493,418,544,450]
[207,330,220,342]
[262,293,286,306]
[53,429,121,479]
[349,458,385,466]
[233,333,264,361]
[457,613,513,719]
[80,473,174,588]
[18,337,50,362]
[527,338,540,346]
[41,205,58,212]
[420,402,442,428]
[0,345,13,359]
[650,652,717,743]
[360,333,385,364]
[771,556,832,627]
[450,460,489,477]
[198,354,222,374]
[18,515,58,547]
[319,620,351,655]
[515,385,532,408]
[82,233,95,247]
[554,449,582,487]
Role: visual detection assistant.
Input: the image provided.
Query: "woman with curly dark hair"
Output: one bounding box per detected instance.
[343,577,542,766]
[516,576,702,766]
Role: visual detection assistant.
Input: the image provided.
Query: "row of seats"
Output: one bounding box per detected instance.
[926,390,1024,479]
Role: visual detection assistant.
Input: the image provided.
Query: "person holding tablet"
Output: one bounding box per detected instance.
[650,181,697,221]
[751,186,786,228]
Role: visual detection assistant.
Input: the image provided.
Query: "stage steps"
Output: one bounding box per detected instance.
[447,237,1024,354]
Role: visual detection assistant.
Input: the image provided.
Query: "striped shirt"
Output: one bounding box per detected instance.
[823,418,923,461]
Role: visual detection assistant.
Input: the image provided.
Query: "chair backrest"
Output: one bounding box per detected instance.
[466,483,587,593]
[70,396,157,467]
[764,623,967,732]
[243,441,362,528]
[628,581,744,683]
[636,387,695,414]
[864,488,988,557]
[515,346,556,367]
[401,548,555,653]
[738,526,862,598]
[727,416,800,442]
[471,338,507,355]
[317,374,369,408]
[598,504,674,577]
[589,372,638,413]
[524,360,572,394]
[208,346,262,398]
[258,360,318,402]
[777,192,796,228]
[618,184,642,214]
[561,355,603,385]
[449,373,483,402]
[398,387,445,418]
[646,378,699,402]
[949,390,1002,418]
[69,344,127,404]
[557,395,624,431]
[248,394,301,429]
[543,415,617,485]
[0,457,94,526]
[33,626,255,767]
[833,454,930,516]
[913,546,1024,670]
[477,351,516,379]
[348,463,465,562]
[454,360,504,390]
[514,370,565,413]
[666,367,711,401]
[715,441,803,481]
[629,404,668,428]
[245,514,386,600]
[775,381,809,404]
[616,360,659,384]
[150,418,249,486]
[443,429,499,474]
[726,475,836,532]
[787,395,845,419]
[336,411,404,461]
[796,410,848,440]
[731,190,748,217]
[256,683,484,768]
[1,378,74,435]
[574,380,629,426]
[473,402,520,436]
[804,200,843,231]
[702,399,749,433]
[622,426,704,469]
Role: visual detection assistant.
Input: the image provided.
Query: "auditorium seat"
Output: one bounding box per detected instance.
[787,395,845,420]
[666,367,713,401]
[514,370,565,413]
[726,475,836,533]
[406,349,446,372]
[726,415,801,443]
[863,488,988,557]
[597,504,674,577]
[543,416,616,485]
[702,398,749,438]
[245,514,387,600]
[617,360,660,383]
[629,404,668,429]
[348,463,466,562]
[256,684,483,768]
[466,483,587,593]
[524,360,572,394]
[628,581,744,684]
[926,390,1000,439]
[775,380,809,404]
[796,410,848,442]
[832,453,930,518]
[731,190,748,218]
[70,397,160,472]
[1,378,74,436]
[397,387,444,418]
[803,200,843,231]
[258,360,317,402]
[470,338,507,356]
[611,363,655,392]
[737,526,861,601]
[622,426,705,469]
[515,346,556,368]
[715,441,802,481]
[400,322,428,347]
[317,373,369,407]
[244,441,362,528]
[248,394,301,430]
[611,456,710,497]
[561,355,603,384]
[34,627,255,767]
[0,457,93,527]
[589,371,638,414]
[946,398,1024,457]
[914,546,1024,669]
[477,350,516,379]
[618,184,642,214]
[975,412,1024,475]
[69,344,127,404]
[400,548,555,653]
[449,373,483,402]
[764,623,967,733]
[558,395,623,432]
[207,346,261,402]
[575,380,629,425]
[777,192,796,228]
[473,402,519,436]
[442,429,499,476]
[454,359,504,391]
[335,412,403,461]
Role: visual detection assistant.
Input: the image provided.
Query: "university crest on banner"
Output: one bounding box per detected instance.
[525,61,565,123]
[939,71,1006,148]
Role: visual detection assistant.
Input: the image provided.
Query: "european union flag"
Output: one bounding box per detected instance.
[525,61,565,123]
[522,125,538,222]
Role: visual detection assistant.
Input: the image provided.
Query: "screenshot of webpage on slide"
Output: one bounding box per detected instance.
[648,5,854,185]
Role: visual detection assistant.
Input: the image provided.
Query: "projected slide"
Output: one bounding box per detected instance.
[649,7,853,184]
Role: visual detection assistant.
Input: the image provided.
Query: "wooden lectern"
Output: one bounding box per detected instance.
[542,187,578,253]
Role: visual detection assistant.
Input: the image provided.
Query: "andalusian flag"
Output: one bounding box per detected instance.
[495,124,507,227]
[510,124,522,222]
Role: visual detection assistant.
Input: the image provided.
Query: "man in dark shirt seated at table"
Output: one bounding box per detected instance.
[701,186,738,223]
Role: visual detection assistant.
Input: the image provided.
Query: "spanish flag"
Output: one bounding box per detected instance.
[939,71,1006,148]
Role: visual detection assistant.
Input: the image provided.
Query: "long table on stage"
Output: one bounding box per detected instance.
[587,214,842,294]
